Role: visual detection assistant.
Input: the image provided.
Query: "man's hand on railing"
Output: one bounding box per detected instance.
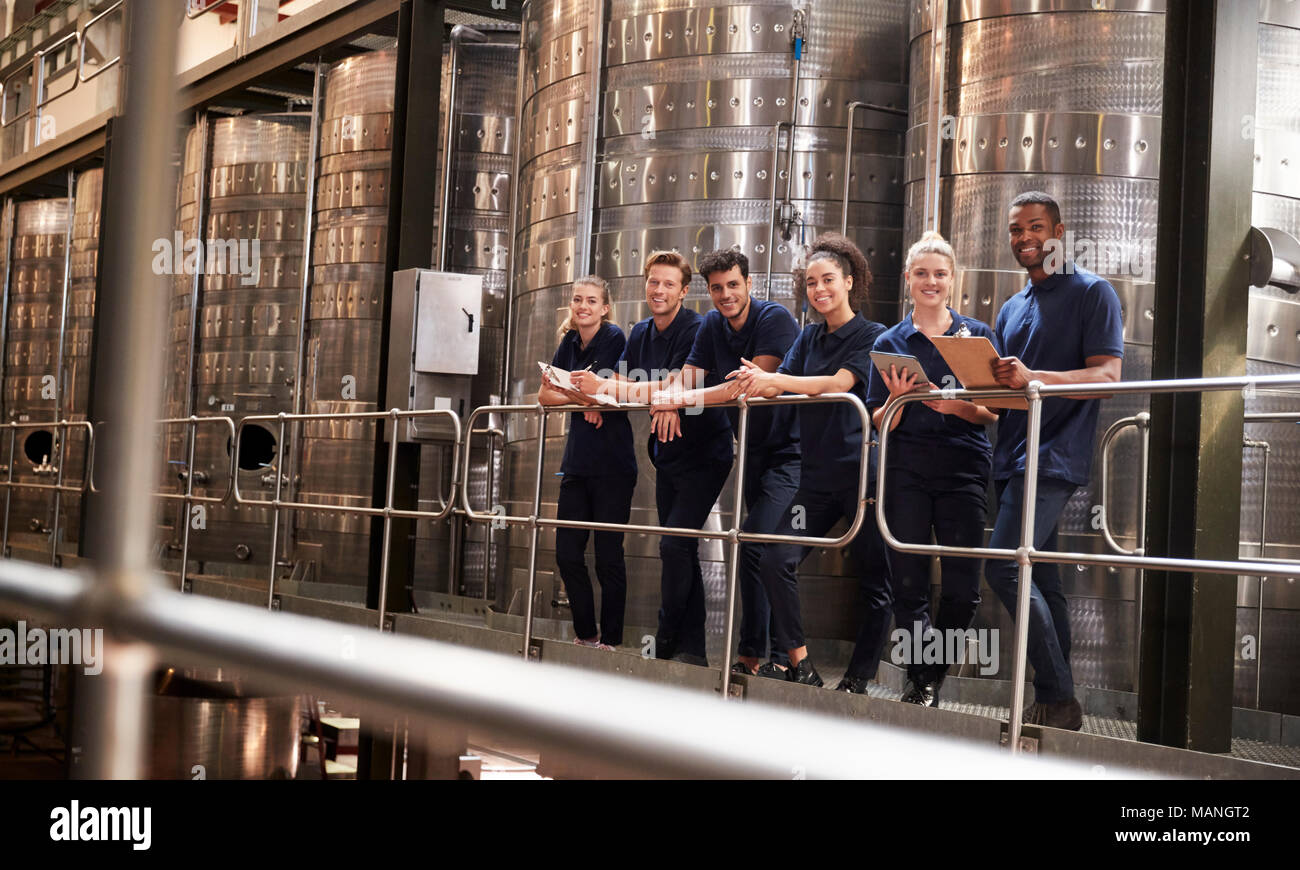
[992,356,1036,390]
[650,407,681,442]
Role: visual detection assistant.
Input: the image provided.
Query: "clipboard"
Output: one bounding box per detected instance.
[928,336,1028,410]
[538,362,619,407]
[869,351,931,390]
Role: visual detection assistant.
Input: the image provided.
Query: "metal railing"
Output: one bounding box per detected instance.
[0,555,1110,779]
[0,419,96,563]
[462,392,873,697]
[231,409,462,627]
[875,373,1300,753]
[1,1,123,133]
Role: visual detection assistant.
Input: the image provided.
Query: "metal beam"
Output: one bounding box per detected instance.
[1141,0,1256,753]
[358,0,446,781]
[176,0,401,113]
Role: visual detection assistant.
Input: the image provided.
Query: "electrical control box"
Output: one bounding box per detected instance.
[386,268,482,441]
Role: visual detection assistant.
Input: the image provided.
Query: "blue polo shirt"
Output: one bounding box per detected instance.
[550,322,637,478]
[993,266,1125,486]
[621,307,733,476]
[866,309,998,460]
[778,312,887,492]
[684,298,800,460]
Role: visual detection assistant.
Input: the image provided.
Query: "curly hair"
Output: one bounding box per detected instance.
[698,248,749,283]
[794,232,872,313]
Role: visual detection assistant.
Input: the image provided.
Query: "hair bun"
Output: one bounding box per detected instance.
[919,230,947,243]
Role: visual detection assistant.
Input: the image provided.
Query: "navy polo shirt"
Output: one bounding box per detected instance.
[866,308,998,460]
[993,266,1125,486]
[550,322,637,478]
[778,312,887,492]
[621,307,733,476]
[684,298,800,459]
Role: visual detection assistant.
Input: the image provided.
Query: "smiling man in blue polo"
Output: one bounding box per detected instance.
[986,191,1125,731]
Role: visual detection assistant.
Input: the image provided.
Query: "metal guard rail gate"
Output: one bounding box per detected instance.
[875,372,1300,753]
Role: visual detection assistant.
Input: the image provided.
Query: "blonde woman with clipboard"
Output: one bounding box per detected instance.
[865,231,1000,707]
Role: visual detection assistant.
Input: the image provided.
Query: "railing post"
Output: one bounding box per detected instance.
[377,409,401,632]
[49,169,76,566]
[1007,380,1044,754]
[177,416,199,591]
[267,412,287,609]
[2,424,14,557]
[719,398,749,697]
[521,407,547,659]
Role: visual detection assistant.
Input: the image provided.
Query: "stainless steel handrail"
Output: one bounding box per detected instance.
[77,0,124,83]
[233,409,462,629]
[461,392,873,695]
[33,30,82,139]
[0,419,96,561]
[0,55,35,127]
[1097,412,1150,557]
[1097,411,1151,697]
[0,558,1116,779]
[876,373,1300,754]
[231,409,462,522]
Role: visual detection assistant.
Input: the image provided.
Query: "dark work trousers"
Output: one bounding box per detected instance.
[884,444,990,683]
[761,485,893,679]
[555,473,636,647]
[654,461,732,660]
[737,452,800,665]
[984,475,1079,703]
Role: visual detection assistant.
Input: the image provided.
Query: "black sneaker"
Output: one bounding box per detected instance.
[1023,697,1082,731]
[789,658,823,687]
[833,676,869,695]
[900,677,940,707]
[730,660,756,676]
[755,661,790,681]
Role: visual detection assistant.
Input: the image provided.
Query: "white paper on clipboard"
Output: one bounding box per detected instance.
[538,362,619,406]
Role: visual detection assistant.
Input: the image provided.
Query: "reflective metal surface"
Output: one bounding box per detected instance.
[503,0,910,639]
[3,192,85,556]
[295,49,396,586]
[163,114,311,571]
[907,2,1165,695]
[1240,12,1300,714]
[149,666,301,780]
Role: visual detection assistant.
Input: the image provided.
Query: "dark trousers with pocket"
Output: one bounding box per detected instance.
[736,452,801,664]
[555,473,637,646]
[654,461,732,660]
[761,484,893,679]
[884,445,990,683]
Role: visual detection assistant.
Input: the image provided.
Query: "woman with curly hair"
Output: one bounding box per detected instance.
[727,233,892,690]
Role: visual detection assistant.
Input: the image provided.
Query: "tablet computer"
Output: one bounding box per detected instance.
[869,351,931,387]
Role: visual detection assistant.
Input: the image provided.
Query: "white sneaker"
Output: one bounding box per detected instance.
[574,638,615,651]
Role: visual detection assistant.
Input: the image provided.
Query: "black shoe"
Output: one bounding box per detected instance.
[1023,697,1082,731]
[833,676,869,695]
[670,652,709,668]
[730,660,756,676]
[900,677,940,707]
[755,661,790,681]
[789,658,823,687]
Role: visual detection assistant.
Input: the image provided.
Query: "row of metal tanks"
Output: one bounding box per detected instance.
[0,169,101,561]
[3,1,1290,714]
[156,32,519,599]
[498,0,1300,714]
